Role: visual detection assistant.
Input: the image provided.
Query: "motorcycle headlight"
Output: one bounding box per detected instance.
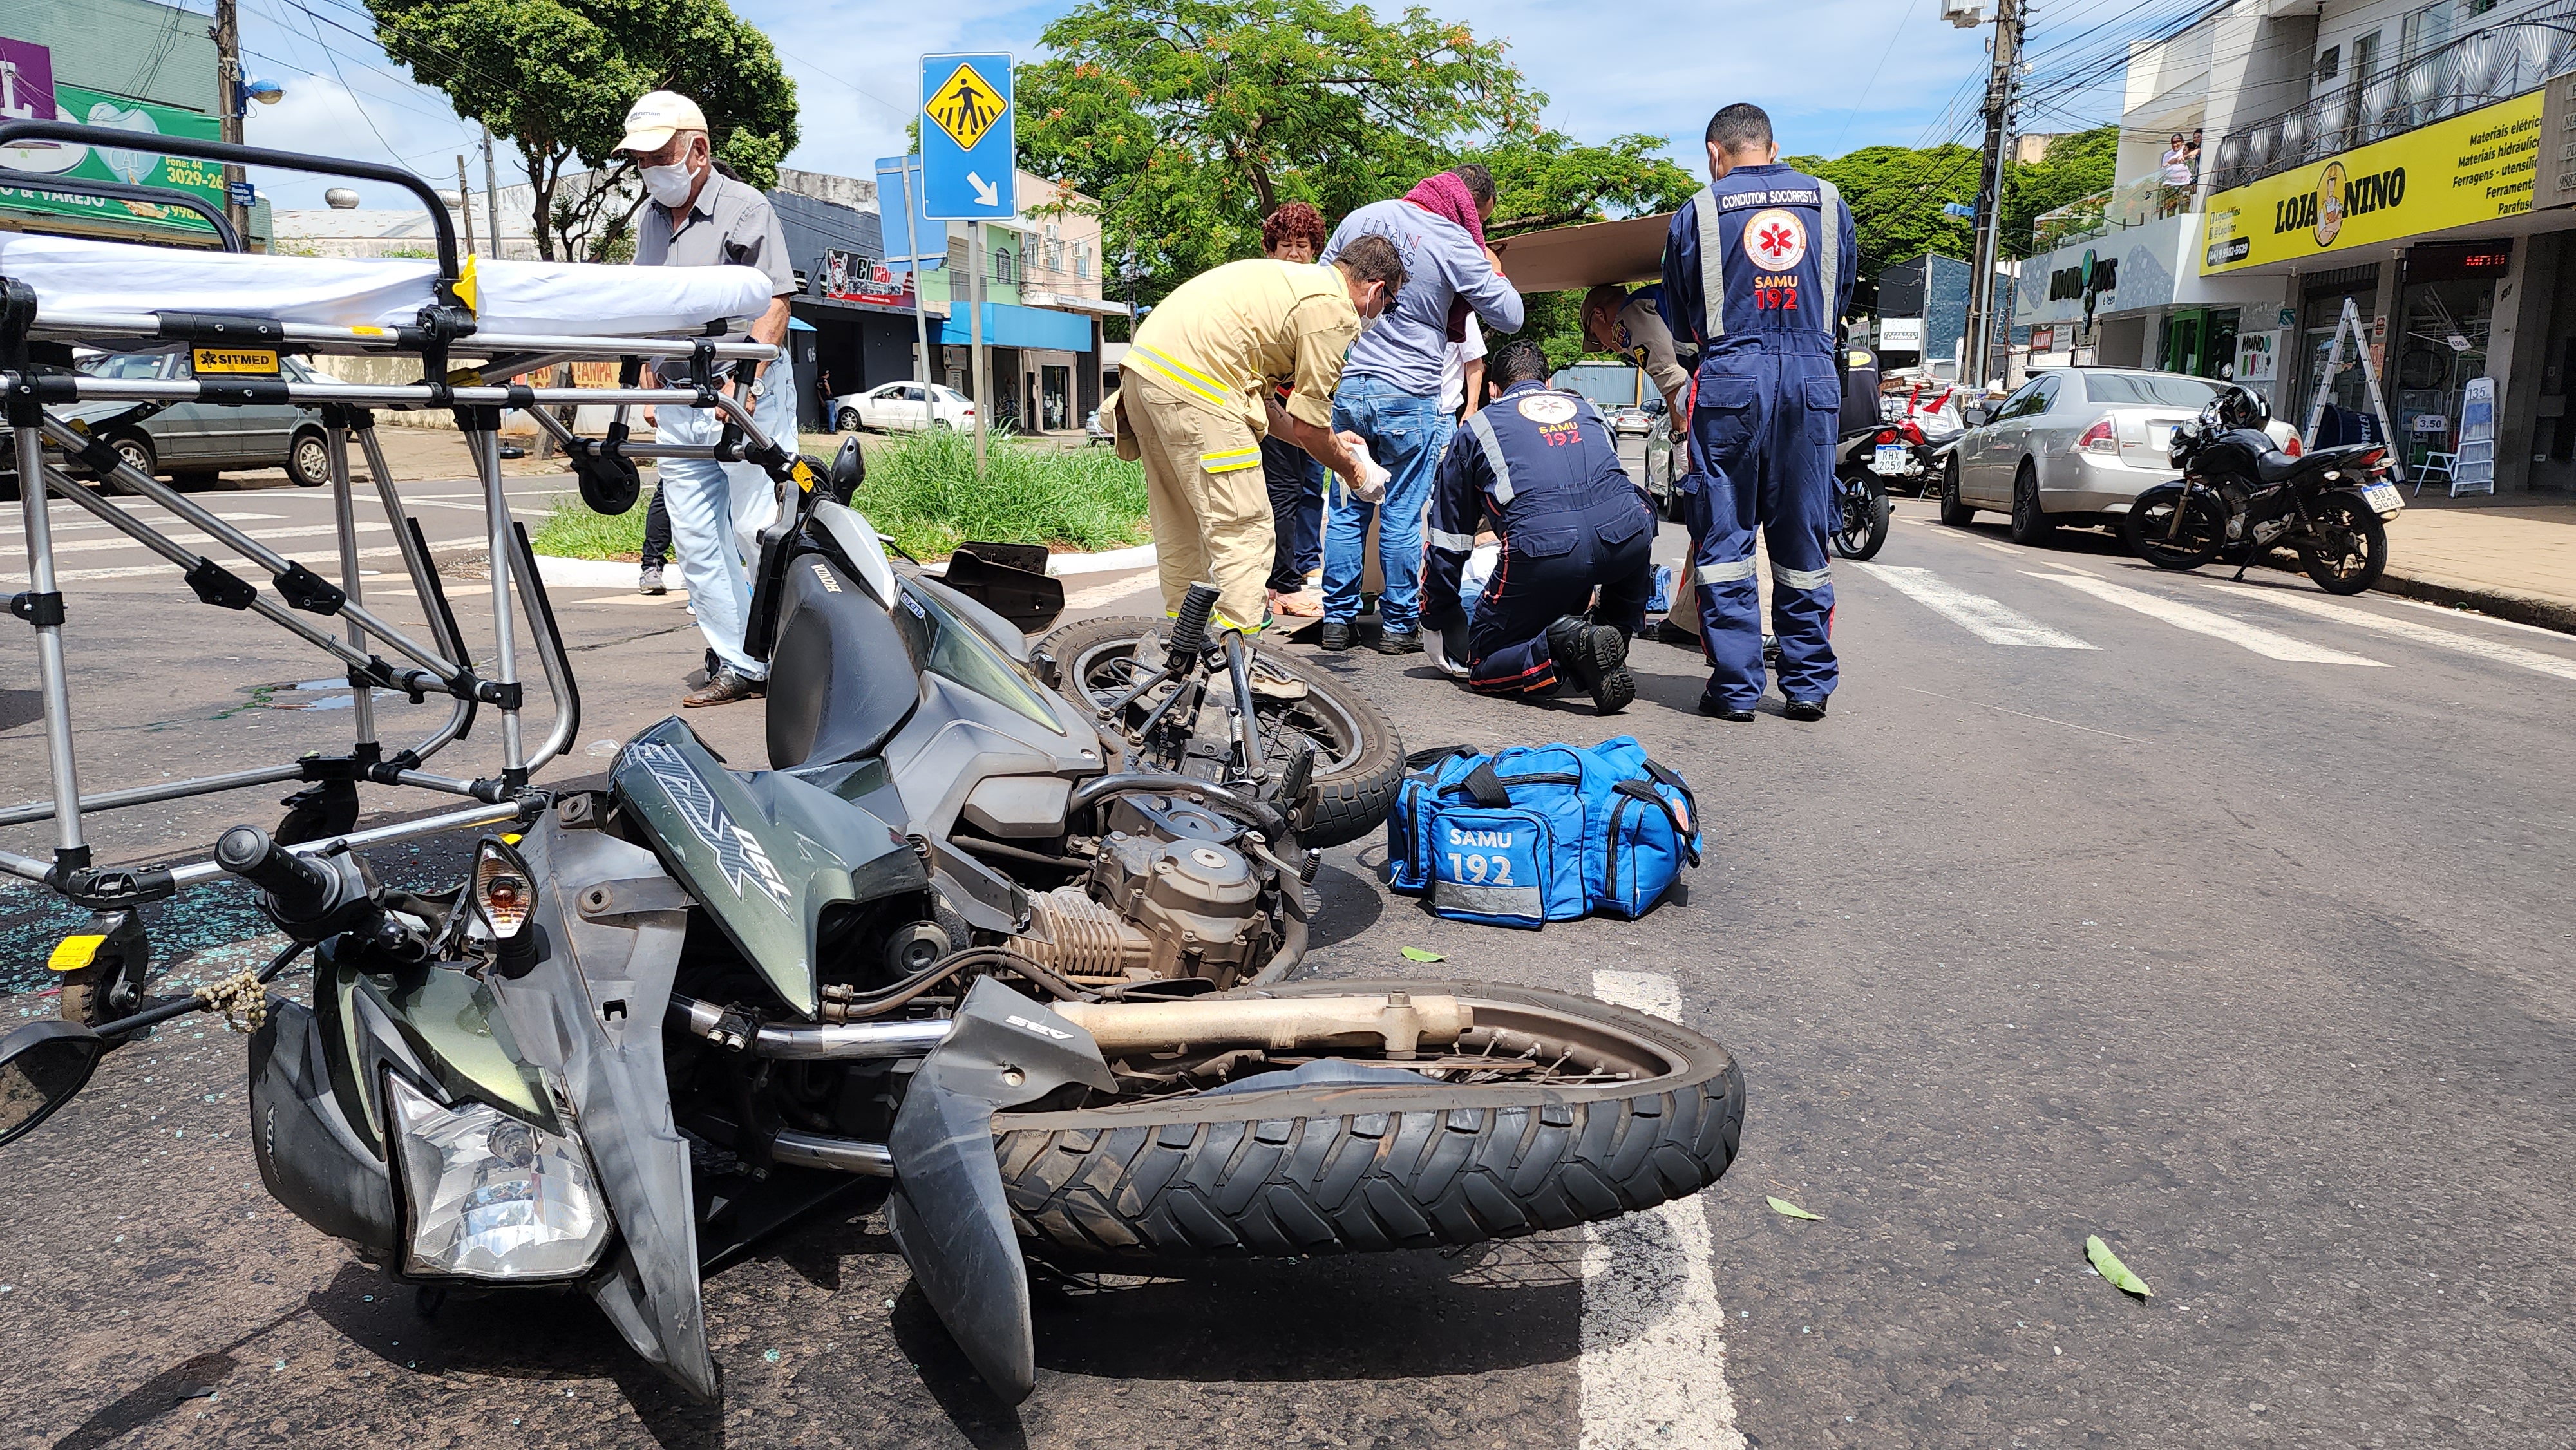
[386,1073,611,1281]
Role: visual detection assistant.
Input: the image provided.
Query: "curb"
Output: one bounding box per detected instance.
[2370,568,2576,636]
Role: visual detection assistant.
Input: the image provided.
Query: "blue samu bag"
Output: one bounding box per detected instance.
[1387,738,1701,928]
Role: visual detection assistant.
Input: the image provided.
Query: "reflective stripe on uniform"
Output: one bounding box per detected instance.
[1428,528,1477,552]
[1696,558,1757,584]
[1692,186,1726,343]
[1464,411,1515,504]
[1815,178,1842,317]
[1126,344,1229,408]
[1774,562,1830,590]
[1200,446,1262,473]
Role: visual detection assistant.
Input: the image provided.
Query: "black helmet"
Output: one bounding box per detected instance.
[2211,384,2268,432]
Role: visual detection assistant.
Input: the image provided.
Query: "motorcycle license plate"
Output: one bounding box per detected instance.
[1872,444,1909,475]
[2362,482,2402,513]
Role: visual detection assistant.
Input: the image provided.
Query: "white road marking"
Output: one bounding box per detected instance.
[2031,570,2384,666]
[2380,593,2576,641]
[1582,970,1745,1450]
[18,521,392,557]
[0,511,283,537]
[1856,563,2097,648]
[2211,583,2576,684]
[1,539,482,585]
[399,498,557,518]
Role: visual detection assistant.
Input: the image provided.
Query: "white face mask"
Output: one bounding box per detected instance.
[641,162,697,207]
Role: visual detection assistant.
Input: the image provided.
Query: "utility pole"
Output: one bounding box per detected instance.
[479,124,502,260]
[455,156,477,254]
[214,0,246,240]
[1962,0,2025,391]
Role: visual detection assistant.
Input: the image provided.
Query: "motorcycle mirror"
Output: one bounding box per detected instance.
[0,1019,108,1148]
[471,836,541,977]
[828,435,864,505]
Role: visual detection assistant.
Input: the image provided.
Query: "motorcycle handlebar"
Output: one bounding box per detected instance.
[214,825,337,919]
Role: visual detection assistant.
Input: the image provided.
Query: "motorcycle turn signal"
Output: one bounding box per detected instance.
[471,836,540,978]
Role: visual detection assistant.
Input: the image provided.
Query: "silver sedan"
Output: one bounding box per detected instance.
[1940,368,2227,544]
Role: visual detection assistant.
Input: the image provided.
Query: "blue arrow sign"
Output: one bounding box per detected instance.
[920,53,1015,221]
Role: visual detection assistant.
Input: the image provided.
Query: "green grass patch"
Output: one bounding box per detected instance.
[529,432,1151,563]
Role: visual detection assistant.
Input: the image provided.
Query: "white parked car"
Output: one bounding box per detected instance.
[831,382,976,433]
[1942,368,2300,544]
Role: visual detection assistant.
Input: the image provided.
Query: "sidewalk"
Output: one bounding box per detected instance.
[2376,491,2576,634]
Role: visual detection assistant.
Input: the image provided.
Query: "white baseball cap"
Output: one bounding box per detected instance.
[617,90,708,154]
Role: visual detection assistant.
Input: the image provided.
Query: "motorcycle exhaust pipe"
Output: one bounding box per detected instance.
[1054,992,1472,1059]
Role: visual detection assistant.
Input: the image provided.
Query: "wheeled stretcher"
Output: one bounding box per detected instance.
[1,121,811,997]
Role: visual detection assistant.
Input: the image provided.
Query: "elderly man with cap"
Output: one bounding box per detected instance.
[619,89,799,708]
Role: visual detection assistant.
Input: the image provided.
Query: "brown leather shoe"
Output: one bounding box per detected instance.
[681,666,766,708]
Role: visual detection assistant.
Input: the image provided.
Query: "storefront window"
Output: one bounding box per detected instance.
[2394,276,2494,467]
[2298,283,2379,422]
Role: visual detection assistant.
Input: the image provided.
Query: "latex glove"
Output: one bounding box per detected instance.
[1345,436,1390,503]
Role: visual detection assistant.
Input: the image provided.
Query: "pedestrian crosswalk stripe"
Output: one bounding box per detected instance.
[1582,970,1745,1450]
[1855,563,2097,648]
[2213,582,2576,684]
[2031,571,2385,666]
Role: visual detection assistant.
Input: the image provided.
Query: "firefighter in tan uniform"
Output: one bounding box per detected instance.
[1107,234,1407,631]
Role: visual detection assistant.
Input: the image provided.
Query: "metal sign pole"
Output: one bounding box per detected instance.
[899,159,934,391]
[971,220,989,474]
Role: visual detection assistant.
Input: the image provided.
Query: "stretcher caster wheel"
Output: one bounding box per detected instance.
[52,910,151,1030]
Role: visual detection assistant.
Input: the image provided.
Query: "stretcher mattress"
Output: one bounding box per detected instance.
[0,232,777,338]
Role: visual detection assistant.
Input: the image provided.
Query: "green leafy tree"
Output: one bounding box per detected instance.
[1019,0,1684,312]
[366,0,799,261]
[2002,124,2117,256]
[1785,143,1981,310]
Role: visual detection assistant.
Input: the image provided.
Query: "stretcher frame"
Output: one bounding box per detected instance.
[1,121,806,914]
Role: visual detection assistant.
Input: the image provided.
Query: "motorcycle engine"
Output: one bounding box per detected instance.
[1009,794,1275,988]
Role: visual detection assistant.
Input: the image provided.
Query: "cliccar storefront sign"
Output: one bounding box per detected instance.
[2199,90,2544,274]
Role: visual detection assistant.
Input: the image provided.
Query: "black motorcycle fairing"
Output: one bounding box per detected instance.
[485,819,717,1398]
[885,977,1116,1404]
[766,552,925,770]
[248,998,398,1257]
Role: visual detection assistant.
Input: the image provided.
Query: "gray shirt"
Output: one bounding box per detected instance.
[635,170,795,336]
[1321,198,1523,398]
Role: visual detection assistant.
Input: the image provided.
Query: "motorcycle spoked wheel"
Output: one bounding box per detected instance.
[2298,496,2388,596]
[1038,616,1405,849]
[995,979,1744,1261]
[2125,488,2226,571]
[1831,475,1892,560]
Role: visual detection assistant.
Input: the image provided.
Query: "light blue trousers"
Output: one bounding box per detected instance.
[654,361,798,679]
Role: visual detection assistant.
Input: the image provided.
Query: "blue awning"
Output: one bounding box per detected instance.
[940,302,1091,353]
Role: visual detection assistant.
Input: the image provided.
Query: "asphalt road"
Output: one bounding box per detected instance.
[4,475,2573,1449]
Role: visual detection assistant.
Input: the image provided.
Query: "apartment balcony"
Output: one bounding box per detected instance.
[2206,3,2576,193]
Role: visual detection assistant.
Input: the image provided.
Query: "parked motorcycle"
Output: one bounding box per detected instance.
[0,440,1745,1407]
[2124,386,2403,595]
[1828,423,1895,560]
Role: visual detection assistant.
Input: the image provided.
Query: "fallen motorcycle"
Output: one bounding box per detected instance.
[0,442,1745,1406]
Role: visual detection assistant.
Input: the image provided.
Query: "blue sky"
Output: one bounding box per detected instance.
[218,0,2114,216]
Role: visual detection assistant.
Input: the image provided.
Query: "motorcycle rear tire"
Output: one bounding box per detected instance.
[2124,486,2224,571]
[1832,477,1891,561]
[2298,497,2388,596]
[1038,616,1405,849]
[994,979,1744,1261]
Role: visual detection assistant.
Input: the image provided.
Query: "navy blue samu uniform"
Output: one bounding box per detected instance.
[1660,164,1857,710]
[1424,380,1657,697]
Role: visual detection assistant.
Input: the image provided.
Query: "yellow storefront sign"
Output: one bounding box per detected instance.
[2199,90,2544,274]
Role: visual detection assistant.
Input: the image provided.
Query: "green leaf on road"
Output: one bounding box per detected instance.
[1766,1196,1823,1221]
[1399,946,1445,962]
[2086,1235,2154,1296]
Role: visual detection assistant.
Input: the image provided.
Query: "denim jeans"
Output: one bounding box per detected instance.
[1321,374,1452,633]
[1260,434,1325,592]
[655,359,797,679]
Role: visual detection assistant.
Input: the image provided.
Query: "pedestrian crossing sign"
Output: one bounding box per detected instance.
[926,62,1007,153]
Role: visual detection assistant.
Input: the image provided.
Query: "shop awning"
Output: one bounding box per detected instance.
[1490,212,1674,295]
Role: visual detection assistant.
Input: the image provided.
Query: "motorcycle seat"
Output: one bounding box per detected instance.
[2253,449,2308,483]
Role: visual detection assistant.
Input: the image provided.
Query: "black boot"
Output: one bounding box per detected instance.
[1544,616,1635,715]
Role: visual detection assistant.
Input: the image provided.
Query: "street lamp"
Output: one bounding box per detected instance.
[240,77,285,108]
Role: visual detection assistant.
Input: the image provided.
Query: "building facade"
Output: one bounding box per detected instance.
[2032,0,2576,491]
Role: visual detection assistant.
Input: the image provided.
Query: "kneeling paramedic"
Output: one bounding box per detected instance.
[1661,102,1856,722]
[1423,339,1655,715]
[1110,236,1403,632]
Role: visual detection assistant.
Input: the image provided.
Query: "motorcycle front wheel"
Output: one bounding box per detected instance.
[1039,616,1405,847]
[1832,475,1891,560]
[2299,495,2388,596]
[996,979,1745,1261]
[2125,485,2226,570]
